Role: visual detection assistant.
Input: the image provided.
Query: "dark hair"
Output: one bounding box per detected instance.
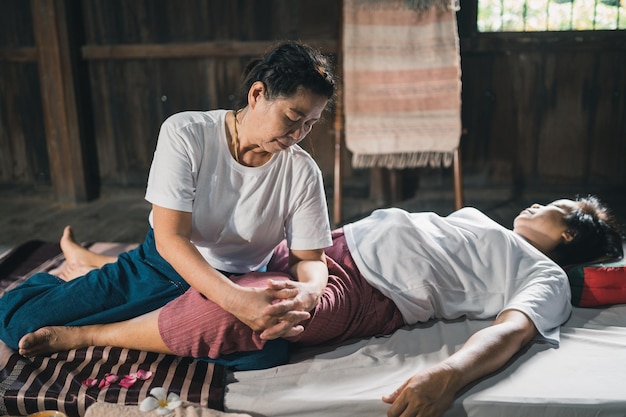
[235,41,336,108]
[551,195,624,267]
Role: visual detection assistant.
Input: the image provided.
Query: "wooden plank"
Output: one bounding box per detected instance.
[510,51,544,183]
[537,52,591,182]
[587,51,626,184]
[453,147,464,210]
[487,55,517,184]
[0,62,48,183]
[81,40,338,60]
[0,47,37,62]
[31,0,97,203]
[333,0,344,225]
[457,53,494,171]
[461,31,626,53]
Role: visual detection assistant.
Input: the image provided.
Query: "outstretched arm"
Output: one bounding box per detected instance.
[152,204,308,337]
[383,309,538,417]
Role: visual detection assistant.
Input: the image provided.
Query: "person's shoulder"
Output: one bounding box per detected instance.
[285,144,314,159]
[454,206,485,216]
[450,206,497,224]
[448,207,511,238]
[280,145,321,172]
[162,110,226,130]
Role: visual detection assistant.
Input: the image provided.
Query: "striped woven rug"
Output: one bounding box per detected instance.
[0,241,226,417]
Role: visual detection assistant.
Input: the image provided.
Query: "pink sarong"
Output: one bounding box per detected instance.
[158,229,404,358]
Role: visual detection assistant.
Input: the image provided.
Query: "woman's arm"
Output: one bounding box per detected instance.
[383,309,538,417]
[260,248,329,340]
[152,204,308,336]
[288,249,328,308]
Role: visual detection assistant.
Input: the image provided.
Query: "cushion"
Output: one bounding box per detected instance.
[567,257,626,307]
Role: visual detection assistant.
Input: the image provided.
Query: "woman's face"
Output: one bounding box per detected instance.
[247,83,328,154]
[513,199,579,252]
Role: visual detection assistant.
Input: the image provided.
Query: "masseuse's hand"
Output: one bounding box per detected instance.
[224,277,311,340]
[257,249,329,339]
[265,278,320,312]
[225,249,329,340]
[260,279,322,339]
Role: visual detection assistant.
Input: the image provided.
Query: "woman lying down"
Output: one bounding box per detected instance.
[2,196,623,417]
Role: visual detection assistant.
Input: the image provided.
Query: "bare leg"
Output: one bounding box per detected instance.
[18,308,172,357]
[56,226,118,281]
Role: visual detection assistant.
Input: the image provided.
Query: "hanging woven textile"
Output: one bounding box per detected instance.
[343,0,462,169]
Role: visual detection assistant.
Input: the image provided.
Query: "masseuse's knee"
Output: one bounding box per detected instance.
[0,300,33,349]
[0,272,64,349]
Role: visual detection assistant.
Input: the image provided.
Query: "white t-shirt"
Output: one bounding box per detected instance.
[145,110,332,273]
[344,207,572,344]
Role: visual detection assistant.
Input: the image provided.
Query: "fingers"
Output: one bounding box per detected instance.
[265,279,294,290]
[258,284,311,339]
[265,297,302,316]
[259,315,308,340]
[266,279,299,300]
[382,381,406,404]
[233,279,312,339]
[384,394,408,417]
[260,323,305,340]
[382,382,410,417]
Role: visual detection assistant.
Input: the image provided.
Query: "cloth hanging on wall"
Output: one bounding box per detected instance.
[343,0,462,169]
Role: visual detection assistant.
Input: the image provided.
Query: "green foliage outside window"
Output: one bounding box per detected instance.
[478,0,625,31]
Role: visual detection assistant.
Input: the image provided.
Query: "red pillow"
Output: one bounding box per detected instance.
[567,258,626,307]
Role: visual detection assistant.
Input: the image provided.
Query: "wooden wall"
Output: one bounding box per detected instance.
[0,1,48,185]
[458,3,626,189]
[80,0,340,186]
[1,1,624,205]
[0,0,340,198]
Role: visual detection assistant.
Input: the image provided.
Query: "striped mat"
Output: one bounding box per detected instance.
[0,241,226,417]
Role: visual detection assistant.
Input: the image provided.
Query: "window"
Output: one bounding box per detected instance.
[478,0,625,31]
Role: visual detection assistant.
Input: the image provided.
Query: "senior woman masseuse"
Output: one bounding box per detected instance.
[0,41,337,362]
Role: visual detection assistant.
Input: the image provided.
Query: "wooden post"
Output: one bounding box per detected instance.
[31,0,98,204]
[333,0,344,226]
[453,146,464,210]
[333,89,343,226]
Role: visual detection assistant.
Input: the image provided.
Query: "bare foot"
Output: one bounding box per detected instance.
[18,326,92,357]
[60,226,92,266]
[57,263,97,281]
[59,226,116,278]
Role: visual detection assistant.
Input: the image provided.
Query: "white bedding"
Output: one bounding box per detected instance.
[224,304,626,417]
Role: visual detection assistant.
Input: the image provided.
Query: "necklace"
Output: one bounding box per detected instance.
[232,109,241,163]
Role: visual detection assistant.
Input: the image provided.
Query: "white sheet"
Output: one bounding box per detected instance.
[224,305,626,417]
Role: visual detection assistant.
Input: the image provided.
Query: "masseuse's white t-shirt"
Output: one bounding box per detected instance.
[344,207,572,344]
[145,110,332,273]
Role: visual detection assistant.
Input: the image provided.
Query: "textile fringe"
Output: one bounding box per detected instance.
[352,151,454,169]
[354,0,459,12]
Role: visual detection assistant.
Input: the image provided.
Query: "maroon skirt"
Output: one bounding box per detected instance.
[158,229,405,358]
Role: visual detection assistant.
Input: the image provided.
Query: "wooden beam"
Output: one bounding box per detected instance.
[82,39,338,60]
[453,146,464,210]
[0,47,37,62]
[31,0,97,204]
[461,31,626,54]
[333,0,344,226]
